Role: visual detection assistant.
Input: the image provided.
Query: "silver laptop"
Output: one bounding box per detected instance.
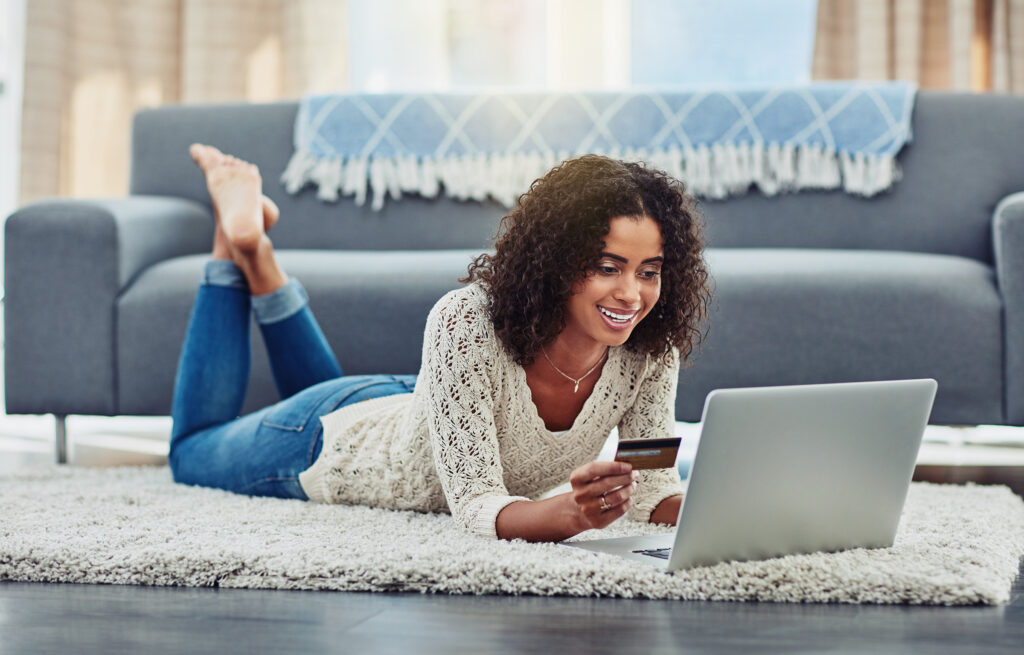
[568,378,937,570]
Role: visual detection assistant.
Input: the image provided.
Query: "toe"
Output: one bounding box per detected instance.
[190,144,222,170]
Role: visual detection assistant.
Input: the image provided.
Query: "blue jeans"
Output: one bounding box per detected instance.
[169,261,416,500]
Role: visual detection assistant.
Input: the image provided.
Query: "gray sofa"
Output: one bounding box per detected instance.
[6,91,1024,463]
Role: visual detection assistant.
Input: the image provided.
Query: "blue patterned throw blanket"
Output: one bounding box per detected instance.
[282,83,916,210]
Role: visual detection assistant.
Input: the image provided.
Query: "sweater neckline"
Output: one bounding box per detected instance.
[513,346,619,437]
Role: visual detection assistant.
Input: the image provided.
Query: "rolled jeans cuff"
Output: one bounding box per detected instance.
[202,260,247,290]
[252,277,308,325]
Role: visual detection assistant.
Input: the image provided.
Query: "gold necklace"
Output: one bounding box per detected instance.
[541,346,608,393]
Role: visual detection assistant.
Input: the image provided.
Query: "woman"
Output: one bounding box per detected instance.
[170,144,710,542]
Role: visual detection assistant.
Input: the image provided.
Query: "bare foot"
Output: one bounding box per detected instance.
[261,195,280,231]
[189,144,279,239]
[207,197,279,260]
[189,143,265,253]
[190,144,289,294]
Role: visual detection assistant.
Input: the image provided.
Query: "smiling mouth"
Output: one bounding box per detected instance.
[598,306,639,324]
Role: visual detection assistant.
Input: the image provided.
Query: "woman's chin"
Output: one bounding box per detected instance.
[592,325,637,347]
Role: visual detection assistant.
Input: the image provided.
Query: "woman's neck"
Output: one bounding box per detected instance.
[542,333,609,378]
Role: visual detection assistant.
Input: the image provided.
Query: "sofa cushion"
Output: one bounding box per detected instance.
[116,250,479,415]
[116,248,1003,425]
[678,249,1003,424]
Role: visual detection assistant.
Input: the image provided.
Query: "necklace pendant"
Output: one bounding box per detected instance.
[573,381,580,393]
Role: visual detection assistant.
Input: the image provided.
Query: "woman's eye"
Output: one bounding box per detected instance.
[598,266,618,275]
[641,270,661,279]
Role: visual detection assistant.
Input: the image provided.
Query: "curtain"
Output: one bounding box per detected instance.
[19,0,349,205]
[992,0,1024,91]
[813,0,1024,93]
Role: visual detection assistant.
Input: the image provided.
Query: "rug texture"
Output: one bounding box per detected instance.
[2,466,1022,605]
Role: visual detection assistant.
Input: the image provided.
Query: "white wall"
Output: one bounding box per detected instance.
[0,0,27,297]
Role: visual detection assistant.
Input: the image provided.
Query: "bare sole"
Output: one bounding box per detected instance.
[190,144,266,252]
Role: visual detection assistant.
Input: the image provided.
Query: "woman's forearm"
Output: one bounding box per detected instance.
[495,493,584,542]
[494,462,639,541]
[495,491,681,540]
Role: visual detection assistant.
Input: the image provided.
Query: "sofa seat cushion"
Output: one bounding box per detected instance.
[677,249,1003,425]
[117,248,1003,425]
[116,250,480,414]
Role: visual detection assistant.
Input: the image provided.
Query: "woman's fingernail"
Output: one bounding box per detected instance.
[632,471,639,481]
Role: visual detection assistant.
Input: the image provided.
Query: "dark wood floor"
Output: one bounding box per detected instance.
[2,558,1022,655]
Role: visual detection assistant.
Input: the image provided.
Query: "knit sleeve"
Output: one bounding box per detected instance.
[422,288,530,539]
[618,347,685,523]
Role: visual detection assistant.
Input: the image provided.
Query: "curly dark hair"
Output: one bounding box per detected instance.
[462,154,710,367]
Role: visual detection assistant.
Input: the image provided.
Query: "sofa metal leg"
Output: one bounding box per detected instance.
[55,414,68,464]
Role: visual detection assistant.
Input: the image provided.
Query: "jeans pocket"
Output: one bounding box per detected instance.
[258,377,373,432]
[260,396,322,432]
[259,376,409,434]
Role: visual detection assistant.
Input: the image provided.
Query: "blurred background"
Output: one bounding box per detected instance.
[2,0,1022,223]
[0,0,1022,464]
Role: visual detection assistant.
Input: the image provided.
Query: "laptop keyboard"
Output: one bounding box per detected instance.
[633,548,672,560]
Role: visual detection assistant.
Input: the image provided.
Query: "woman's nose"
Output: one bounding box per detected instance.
[614,274,641,303]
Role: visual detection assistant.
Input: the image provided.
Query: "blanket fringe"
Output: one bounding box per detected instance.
[280,143,901,211]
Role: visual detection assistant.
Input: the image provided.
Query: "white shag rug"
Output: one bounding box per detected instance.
[1,466,1022,605]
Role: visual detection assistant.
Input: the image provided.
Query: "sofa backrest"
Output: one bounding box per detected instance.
[130,101,506,252]
[131,91,1024,263]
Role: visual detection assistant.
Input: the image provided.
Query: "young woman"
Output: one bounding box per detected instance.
[170,145,710,542]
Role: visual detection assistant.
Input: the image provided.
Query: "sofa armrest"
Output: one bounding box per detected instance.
[994,192,1024,425]
[4,196,212,415]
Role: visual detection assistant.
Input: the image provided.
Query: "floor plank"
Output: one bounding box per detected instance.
[0,566,1022,655]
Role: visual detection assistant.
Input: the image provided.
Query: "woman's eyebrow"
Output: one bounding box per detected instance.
[600,252,665,264]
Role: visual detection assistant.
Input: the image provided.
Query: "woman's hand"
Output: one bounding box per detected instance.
[569,461,639,531]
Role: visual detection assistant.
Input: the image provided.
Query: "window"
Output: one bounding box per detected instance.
[630,0,818,87]
[345,0,818,92]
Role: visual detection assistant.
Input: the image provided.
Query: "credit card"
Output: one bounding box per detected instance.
[614,437,682,470]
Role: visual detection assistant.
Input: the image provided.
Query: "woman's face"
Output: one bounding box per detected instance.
[563,215,664,349]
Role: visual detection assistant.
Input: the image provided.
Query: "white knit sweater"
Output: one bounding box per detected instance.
[298,283,684,539]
